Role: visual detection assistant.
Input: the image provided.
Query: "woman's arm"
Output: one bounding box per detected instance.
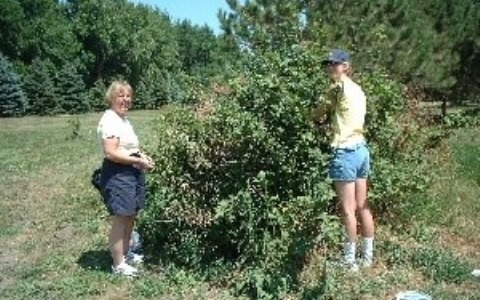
[311,103,328,122]
[312,94,332,123]
[103,137,147,166]
[312,83,342,123]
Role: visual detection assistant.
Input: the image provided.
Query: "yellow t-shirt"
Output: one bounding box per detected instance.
[326,77,366,148]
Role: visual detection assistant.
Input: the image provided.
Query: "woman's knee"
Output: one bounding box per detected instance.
[355,194,369,209]
[341,203,357,218]
[356,202,373,217]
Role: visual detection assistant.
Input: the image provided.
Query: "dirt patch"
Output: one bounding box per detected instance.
[0,247,20,269]
[0,241,21,291]
[437,229,480,258]
[0,275,17,292]
[53,224,77,242]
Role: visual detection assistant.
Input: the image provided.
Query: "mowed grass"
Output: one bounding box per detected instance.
[0,111,232,300]
[0,111,479,299]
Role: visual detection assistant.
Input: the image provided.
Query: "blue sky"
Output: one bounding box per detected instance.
[131,0,230,34]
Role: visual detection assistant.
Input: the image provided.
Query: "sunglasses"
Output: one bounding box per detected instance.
[324,61,343,67]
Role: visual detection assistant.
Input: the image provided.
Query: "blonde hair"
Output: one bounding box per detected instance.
[344,62,353,76]
[105,80,133,104]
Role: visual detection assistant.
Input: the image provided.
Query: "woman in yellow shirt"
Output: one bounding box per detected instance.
[314,50,375,271]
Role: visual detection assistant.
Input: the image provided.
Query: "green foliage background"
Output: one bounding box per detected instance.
[0,0,239,116]
[0,0,479,116]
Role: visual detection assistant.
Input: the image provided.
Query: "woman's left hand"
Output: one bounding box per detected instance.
[140,152,155,170]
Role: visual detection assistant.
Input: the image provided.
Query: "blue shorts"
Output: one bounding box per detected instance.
[329,142,370,181]
[100,159,146,216]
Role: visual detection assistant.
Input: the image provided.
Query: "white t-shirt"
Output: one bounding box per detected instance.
[97,109,139,155]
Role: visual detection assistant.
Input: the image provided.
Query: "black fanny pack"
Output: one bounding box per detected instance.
[91,168,102,191]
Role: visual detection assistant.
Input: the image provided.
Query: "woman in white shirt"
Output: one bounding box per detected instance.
[97,81,154,277]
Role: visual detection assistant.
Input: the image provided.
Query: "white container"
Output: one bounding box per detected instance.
[395,291,432,300]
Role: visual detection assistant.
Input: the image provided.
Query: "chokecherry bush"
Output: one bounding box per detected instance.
[139,44,436,297]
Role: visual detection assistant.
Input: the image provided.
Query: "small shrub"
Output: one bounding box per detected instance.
[67,117,82,140]
[380,240,411,266]
[444,109,480,129]
[380,241,471,284]
[412,247,471,284]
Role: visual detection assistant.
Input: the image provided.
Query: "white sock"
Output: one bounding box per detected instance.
[343,242,356,263]
[363,237,374,262]
[114,261,127,269]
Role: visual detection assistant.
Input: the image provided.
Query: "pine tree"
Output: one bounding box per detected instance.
[434,0,480,104]
[56,62,89,114]
[137,66,170,108]
[0,54,27,117]
[24,58,58,115]
[304,0,459,90]
[134,79,152,109]
[87,79,107,112]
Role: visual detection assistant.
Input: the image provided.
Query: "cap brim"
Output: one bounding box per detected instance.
[321,59,343,66]
[321,59,332,66]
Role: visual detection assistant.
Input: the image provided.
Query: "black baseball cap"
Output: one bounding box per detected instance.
[322,49,351,66]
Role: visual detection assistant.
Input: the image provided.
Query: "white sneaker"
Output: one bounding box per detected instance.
[125,251,144,265]
[360,258,373,268]
[112,262,139,277]
[333,259,359,272]
[346,261,359,272]
[472,269,480,277]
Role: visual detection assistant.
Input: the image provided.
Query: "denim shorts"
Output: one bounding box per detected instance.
[329,142,370,181]
[100,159,146,216]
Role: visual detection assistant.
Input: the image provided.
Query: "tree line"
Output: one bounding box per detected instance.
[1,0,479,117]
[0,0,239,116]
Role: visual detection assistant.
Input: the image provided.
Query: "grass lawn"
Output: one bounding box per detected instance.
[0,110,479,299]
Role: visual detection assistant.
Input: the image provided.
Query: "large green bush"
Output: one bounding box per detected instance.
[359,72,433,219]
[139,43,435,297]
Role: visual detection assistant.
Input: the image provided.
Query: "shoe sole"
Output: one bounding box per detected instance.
[113,271,140,278]
[125,259,143,266]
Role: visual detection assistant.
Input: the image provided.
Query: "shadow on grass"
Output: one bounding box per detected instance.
[77,250,111,273]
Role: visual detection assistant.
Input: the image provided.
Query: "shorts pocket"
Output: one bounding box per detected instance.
[329,150,357,181]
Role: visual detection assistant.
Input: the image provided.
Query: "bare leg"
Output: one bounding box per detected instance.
[356,178,374,265]
[123,216,135,255]
[334,181,357,242]
[355,178,374,238]
[335,181,358,266]
[109,216,129,266]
